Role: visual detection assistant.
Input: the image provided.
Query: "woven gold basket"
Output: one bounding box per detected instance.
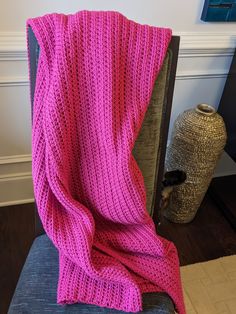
[164,104,227,223]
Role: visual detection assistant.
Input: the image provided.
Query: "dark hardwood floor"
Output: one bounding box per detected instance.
[1,194,236,314]
[0,203,35,314]
[157,194,236,266]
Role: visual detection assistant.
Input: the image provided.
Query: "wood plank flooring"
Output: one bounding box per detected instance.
[0,194,235,314]
[0,203,35,314]
[157,194,236,266]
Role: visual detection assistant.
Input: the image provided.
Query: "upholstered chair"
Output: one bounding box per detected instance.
[8,28,180,314]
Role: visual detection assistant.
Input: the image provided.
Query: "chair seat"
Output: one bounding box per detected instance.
[8,235,175,314]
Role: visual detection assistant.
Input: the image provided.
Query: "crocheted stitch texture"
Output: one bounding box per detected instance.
[27,10,185,314]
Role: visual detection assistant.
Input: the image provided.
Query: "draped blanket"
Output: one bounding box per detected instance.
[27,10,185,314]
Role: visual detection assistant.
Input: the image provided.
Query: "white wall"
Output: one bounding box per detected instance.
[1,0,236,32]
[0,0,236,205]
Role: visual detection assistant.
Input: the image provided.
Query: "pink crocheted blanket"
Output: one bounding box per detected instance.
[27,10,185,314]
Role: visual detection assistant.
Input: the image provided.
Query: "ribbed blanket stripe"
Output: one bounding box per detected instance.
[27,10,185,314]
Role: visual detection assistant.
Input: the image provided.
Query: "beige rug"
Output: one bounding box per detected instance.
[180,255,236,314]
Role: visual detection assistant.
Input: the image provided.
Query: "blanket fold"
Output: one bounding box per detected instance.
[27,10,185,314]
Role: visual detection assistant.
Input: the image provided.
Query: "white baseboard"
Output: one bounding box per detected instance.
[0,154,33,206]
[0,154,32,164]
[0,174,34,207]
[214,151,236,178]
